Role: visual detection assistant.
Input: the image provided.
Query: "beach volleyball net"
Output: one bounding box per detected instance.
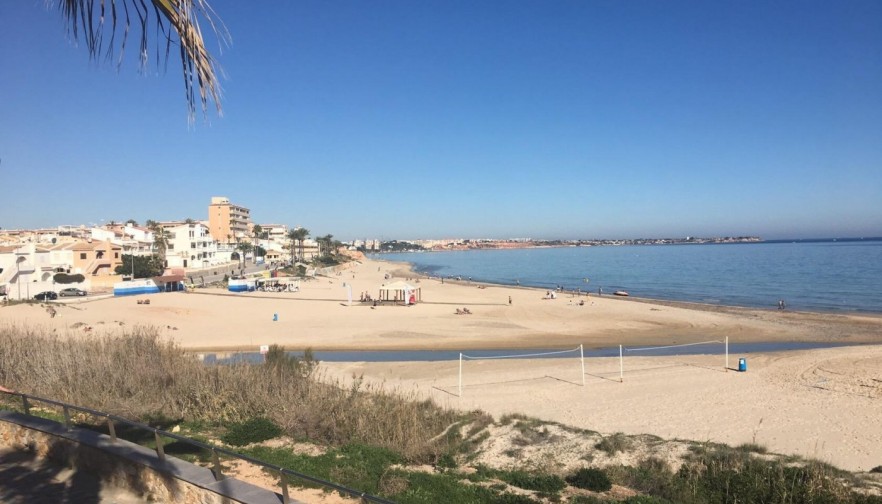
[457,345,585,397]
[617,338,730,382]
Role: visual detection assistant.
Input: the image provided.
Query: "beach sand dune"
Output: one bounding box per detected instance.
[322,345,882,472]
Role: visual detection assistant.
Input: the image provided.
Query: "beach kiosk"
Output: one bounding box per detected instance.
[113,274,185,296]
[228,277,257,293]
[378,280,421,305]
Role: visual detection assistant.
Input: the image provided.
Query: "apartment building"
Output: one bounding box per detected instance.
[163,221,225,269]
[208,196,252,244]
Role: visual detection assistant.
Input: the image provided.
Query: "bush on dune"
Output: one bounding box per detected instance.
[0,324,459,461]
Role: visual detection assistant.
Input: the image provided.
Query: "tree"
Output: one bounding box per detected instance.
[125,219,138,226]
[147,220,170,262]
[288,227,310,262]
[318,234,335,258]
[115,254,164,279]
[252,225,263,264]
[236,242,252,269]
[53,0,228,118]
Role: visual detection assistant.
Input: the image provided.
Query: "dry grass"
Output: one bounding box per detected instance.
[0,323,460,461]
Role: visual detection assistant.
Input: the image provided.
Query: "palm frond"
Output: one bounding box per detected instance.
[55,0,230,120]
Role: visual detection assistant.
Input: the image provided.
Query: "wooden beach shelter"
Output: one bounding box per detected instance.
[378,280,421,304]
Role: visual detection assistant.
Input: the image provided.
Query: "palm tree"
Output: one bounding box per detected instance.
[236,242,252,270]
[54,0,228,118]
[323,234,335,257]
[252,225,263,264]
[286,229,298,265]
[147,220,170,263]
[295,228,310,262]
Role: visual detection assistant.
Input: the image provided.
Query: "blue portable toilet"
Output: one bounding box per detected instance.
[738,357,747,372]
[273,313,278,322]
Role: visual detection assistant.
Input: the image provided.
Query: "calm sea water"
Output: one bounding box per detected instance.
[376,239,882,313]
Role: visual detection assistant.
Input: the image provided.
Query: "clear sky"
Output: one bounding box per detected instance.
[1,1,880,241]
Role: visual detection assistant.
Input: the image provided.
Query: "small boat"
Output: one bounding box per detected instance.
[613,290,629,297]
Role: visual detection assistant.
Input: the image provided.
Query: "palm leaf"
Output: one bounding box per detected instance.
[55,0,230,120]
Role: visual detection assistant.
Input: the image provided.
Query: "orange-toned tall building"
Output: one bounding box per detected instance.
[207,196,252,245]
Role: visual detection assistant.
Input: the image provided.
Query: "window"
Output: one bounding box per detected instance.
[114,252,119,258]
[80,253,87,260]
[168,244,175,251]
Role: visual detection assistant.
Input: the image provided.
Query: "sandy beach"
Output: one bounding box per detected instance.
[2,256,879,351]
[2,256,881,471]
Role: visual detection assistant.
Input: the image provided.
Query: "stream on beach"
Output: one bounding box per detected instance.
[197,341,863,364]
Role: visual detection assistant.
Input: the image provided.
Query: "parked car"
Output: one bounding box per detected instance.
[59,288,87,297]
[34,291,58,301]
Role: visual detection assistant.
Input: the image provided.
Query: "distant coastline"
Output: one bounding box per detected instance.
[376,236,882,254]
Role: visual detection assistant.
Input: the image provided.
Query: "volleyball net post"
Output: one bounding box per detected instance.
[725,336,729,371]
[458,353,463,397]
[580,344,585,387]
[619,344,623,383]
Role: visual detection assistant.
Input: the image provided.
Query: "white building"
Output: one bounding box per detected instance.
[163,222,225,269]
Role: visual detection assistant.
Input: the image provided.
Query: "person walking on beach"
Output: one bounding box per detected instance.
[508,296,512,305]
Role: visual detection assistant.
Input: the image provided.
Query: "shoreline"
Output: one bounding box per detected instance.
[373,249,882,316]
[1,256,880,354]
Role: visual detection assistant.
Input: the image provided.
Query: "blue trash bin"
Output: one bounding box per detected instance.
[738,357,747,372]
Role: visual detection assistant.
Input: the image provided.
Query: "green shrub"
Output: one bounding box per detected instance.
[221,417,283,446]
[501,470,566,493]
[53,273,85,284]
[870,466,882,473]
[566,468,612,492]
[736,442,768,454]
[622,496,673,504]
[568,496,607,504]
[436,452,458,470]
[595,433,631,455]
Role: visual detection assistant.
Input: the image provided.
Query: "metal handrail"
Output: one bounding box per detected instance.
[0,390,394,504]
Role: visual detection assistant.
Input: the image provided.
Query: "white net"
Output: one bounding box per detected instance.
[619,339,729,381]
[458,346,585,397]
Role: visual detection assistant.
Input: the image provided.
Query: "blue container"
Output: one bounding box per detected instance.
[738,357,747,372]
[273,313,278,322]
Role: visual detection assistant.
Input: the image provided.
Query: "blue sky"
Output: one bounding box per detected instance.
[1,1,880,240]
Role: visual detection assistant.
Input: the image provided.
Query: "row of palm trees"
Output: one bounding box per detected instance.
[136,220,341,269]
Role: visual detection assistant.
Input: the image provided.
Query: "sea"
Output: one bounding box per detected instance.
[374,238,882,314]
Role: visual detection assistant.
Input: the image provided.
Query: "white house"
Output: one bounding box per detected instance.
[163,222,224,269]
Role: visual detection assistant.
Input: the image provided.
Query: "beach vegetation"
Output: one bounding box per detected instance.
[3,324,881,503]
[221,417,283,446]
[595,432,632,455]
[735,442,769,454]
[0,325,460,461]
[566,468,612,492]
[870,466,882,474]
